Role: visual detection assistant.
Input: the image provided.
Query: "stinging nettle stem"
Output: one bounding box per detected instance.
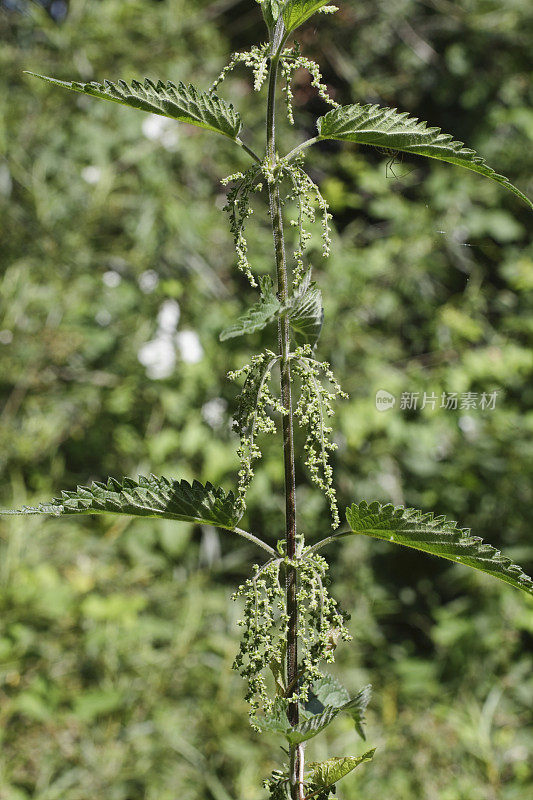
[266,43,303,800]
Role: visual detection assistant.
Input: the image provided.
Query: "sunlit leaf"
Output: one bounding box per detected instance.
[317,103,532,209]
[345,501,533,596]
[26,73,242,139]
[282,1,337,34]
[2,475,242,530]
[307,751,375,789]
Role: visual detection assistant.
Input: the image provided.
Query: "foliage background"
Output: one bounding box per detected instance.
[1,1,532,798]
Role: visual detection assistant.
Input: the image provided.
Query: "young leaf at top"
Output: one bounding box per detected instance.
[345,501,533,596]
[2,475,242,530]
[220,276,281,341]
[307,751,376,790]
[25,74,242,140]
[282,1,338,34]
[286,270,324,348]
[258,0,282,32]
[316,103,533,209]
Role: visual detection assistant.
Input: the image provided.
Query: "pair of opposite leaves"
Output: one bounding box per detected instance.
[10,2,533,600]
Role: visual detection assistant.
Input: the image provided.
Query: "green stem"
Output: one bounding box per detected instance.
[266,44,303,800]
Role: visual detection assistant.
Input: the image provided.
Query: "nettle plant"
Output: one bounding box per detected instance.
[5,2,533,798]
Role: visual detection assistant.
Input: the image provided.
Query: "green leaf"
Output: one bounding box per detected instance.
[282,1,337,34]
[25,73,242,140]
[290,684,371,744]
[253,683,370,744]
[346,501,533,596]
[286,271,324,348]
[305,672,349,710]
[2,475,242,530]
[317,103,533,209]
[220,277,281,341]
[307,751,375,790]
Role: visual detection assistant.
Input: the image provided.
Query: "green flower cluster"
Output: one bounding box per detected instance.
[221,167,263,287]
[293,348,348,528]
[280,42,339,125]
[210,43,271,94]
[285,160,333,285]
[229,351,285,509]
[233,542,350,715]
[233,558,287,715]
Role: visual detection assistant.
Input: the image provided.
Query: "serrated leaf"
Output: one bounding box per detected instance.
[25,73,242,140]
[317,103,532,209]
[307,751,375,789]
[286,271,324,347]
[2,476,242,530]
[346,501,533,596]
[282,1,336,33]
[220,277,281,341]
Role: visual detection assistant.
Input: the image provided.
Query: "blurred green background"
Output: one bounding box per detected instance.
[1,1,532,798]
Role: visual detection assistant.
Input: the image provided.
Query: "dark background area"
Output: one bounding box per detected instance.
[1,1,532,798]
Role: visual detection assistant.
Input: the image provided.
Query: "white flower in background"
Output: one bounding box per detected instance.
[159,127,180,152]
[176,329,203,364]
[202,398,227,429]
[137,336,175,380]
[142,114,180,150]
[142,115,167,141]
[95,310,111,327]
[0,329,13,345]
[81,165,102,185]
[102,270,122,288]
[138,270,159,294]
[459,415,478,439]
[157,299,180,334]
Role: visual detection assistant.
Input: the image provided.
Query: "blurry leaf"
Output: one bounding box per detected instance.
[292,684,371,743]
[254,684,371,743]
[26,74,242,139]
[304,674,371,739]
[345,501,533,596]
[219,276,280,340]
[2,475,242,530]
[304,672,349,711]
[73,689,124,722]
[307,751,375,789]
[282,1,337,34]
[317,104,533,209]
[15,692,52,723]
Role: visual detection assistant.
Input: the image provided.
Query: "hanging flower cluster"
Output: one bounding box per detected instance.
[233,542,351,717]
[229,351,285,510]
[293,347,348,528]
